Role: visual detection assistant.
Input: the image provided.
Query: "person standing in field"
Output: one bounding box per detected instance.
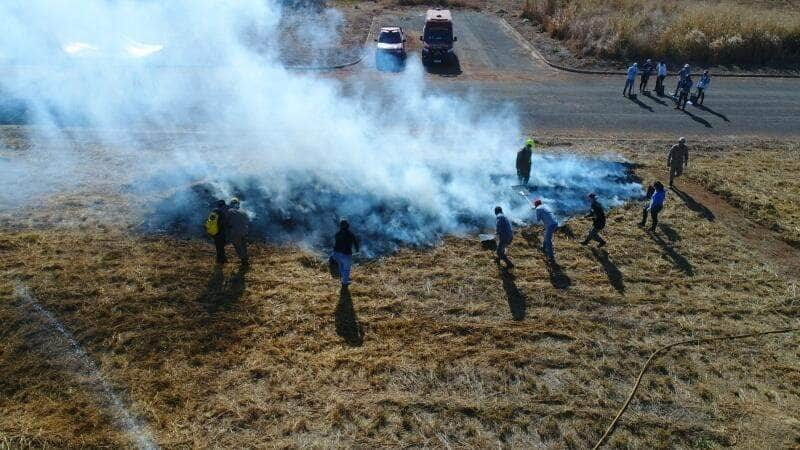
[494,206,514,268]
[581,193,606,247]
[623,62,638,97]
[640,181,666,231]
[210,199,228,264]
[533,199,558,262]
[667,137,689,187]
[331,219,360,286]
[696,70,711,105]
[639,59,654,93]
[516,139,534,186]
[640,183,656,227]
[655,61,667,95]
[224,197,250,266]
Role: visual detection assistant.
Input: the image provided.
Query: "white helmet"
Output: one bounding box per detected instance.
[679,137,686,144]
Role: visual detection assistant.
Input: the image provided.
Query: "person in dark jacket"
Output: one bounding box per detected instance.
[581,193,606,247]
[332,218,359,286]
[640,181,666,231]
[675,75,692,110]
[495,206,514,268]
[225,197,250,265]
[212,199,228,264]
[516,139,533,185]
[639,59,654,92]
[667,137,689,187]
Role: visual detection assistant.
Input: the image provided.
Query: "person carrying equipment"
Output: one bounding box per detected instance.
[696,70,711,105]
[640,183,656,226]
[667,137,689,187]
[655,61,667,96]
[640,181,666,231]
[581,193,606,247]
[331,218,360,286]
[623,62,638,97]
[675,75,692,110]
[639,59,654,93]
[206,199,229,264]
[516,139,534,185]
[673,63,690,96]
[224,197,250,265]
[494,206,514,268]
[533,199,558,262]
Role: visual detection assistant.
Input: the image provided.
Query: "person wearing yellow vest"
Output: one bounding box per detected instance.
[516,138,534,186]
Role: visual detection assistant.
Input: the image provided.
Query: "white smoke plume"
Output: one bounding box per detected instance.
[0,0,641,256]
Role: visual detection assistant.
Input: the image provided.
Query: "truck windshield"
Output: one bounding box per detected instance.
[424,28,451,42]
[378,31,402,44]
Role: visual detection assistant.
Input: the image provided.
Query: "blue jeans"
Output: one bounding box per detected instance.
[623,78,635,95]
[332,252,352,285]
[543,224,557,260]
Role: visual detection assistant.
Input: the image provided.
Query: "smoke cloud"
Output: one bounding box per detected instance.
[0,0,641,257]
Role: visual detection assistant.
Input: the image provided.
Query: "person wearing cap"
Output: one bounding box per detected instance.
[674,63,690,97]
[696,70,711,105]
[655,61,668,95]
[581,193,606,247]
[494,206,514,268]
[224,197,250,265]
[211,199,229,264]
[533,199,558,262]
[623,62,639,97]
[675,75,693,110]
[516,139,534,186]
[331,218,360,286]
[639,59,654,93]
[641,181,666,231]
[667,137,689,187]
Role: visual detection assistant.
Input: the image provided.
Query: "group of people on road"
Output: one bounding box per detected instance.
[496,137,690,268]
[624,60,711,110]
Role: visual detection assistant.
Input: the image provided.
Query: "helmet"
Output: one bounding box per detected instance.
[230,197,240,208]
[215,199,226,207]
[678,137,686,143]
[646,59,651,63]
[684,63,690,68]
[588,192,596,199]
[633,62,638,66]
[533,199,542,207]
[525,138,534,148]
[339,218,349,229]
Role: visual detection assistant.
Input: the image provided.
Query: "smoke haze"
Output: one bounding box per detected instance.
[0,0,641,256]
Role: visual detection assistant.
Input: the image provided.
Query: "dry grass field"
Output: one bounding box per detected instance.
[520,0,800,66]
[2,138,800,448]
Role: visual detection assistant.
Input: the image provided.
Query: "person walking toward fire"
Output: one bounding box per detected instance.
[494,206,514,268]
[331,219,360,286]
[581,193,606,247]
[533,198,558,262]
[667,137,689,187]
[640,181,666,231]
[205,199,229,265]
[225,197,250,265]
[516,138,534,186]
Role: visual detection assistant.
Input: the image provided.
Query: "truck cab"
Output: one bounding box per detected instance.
[420,9,456,65]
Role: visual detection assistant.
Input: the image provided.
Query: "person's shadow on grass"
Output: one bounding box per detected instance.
[335,285,364,346]
[497,263,526,320]
[590,247,625,294]
[671,186,715,221]
[627,95,654,112]
[648,229,694,276]
[695,104,729,122]
[681,108,712,128]
[199,264,248,312]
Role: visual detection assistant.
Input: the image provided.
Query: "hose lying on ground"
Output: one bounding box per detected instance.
[593,327,800,449]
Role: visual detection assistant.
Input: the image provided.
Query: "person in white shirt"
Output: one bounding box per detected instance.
[533,199,558,262]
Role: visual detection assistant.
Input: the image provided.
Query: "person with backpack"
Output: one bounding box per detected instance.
[516,139,534,186]
[533,198,558,262]
[495,206,514,268]
[331,218,360,286]
[580,193,606,247]
[623,62,638,97]
[696,70,711,105]
[640,181,666,231]
[655,61,667,95]
[224,197,250,265]
[675,75,692,110]
[206,199,229,264]
[639,59,654,93]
